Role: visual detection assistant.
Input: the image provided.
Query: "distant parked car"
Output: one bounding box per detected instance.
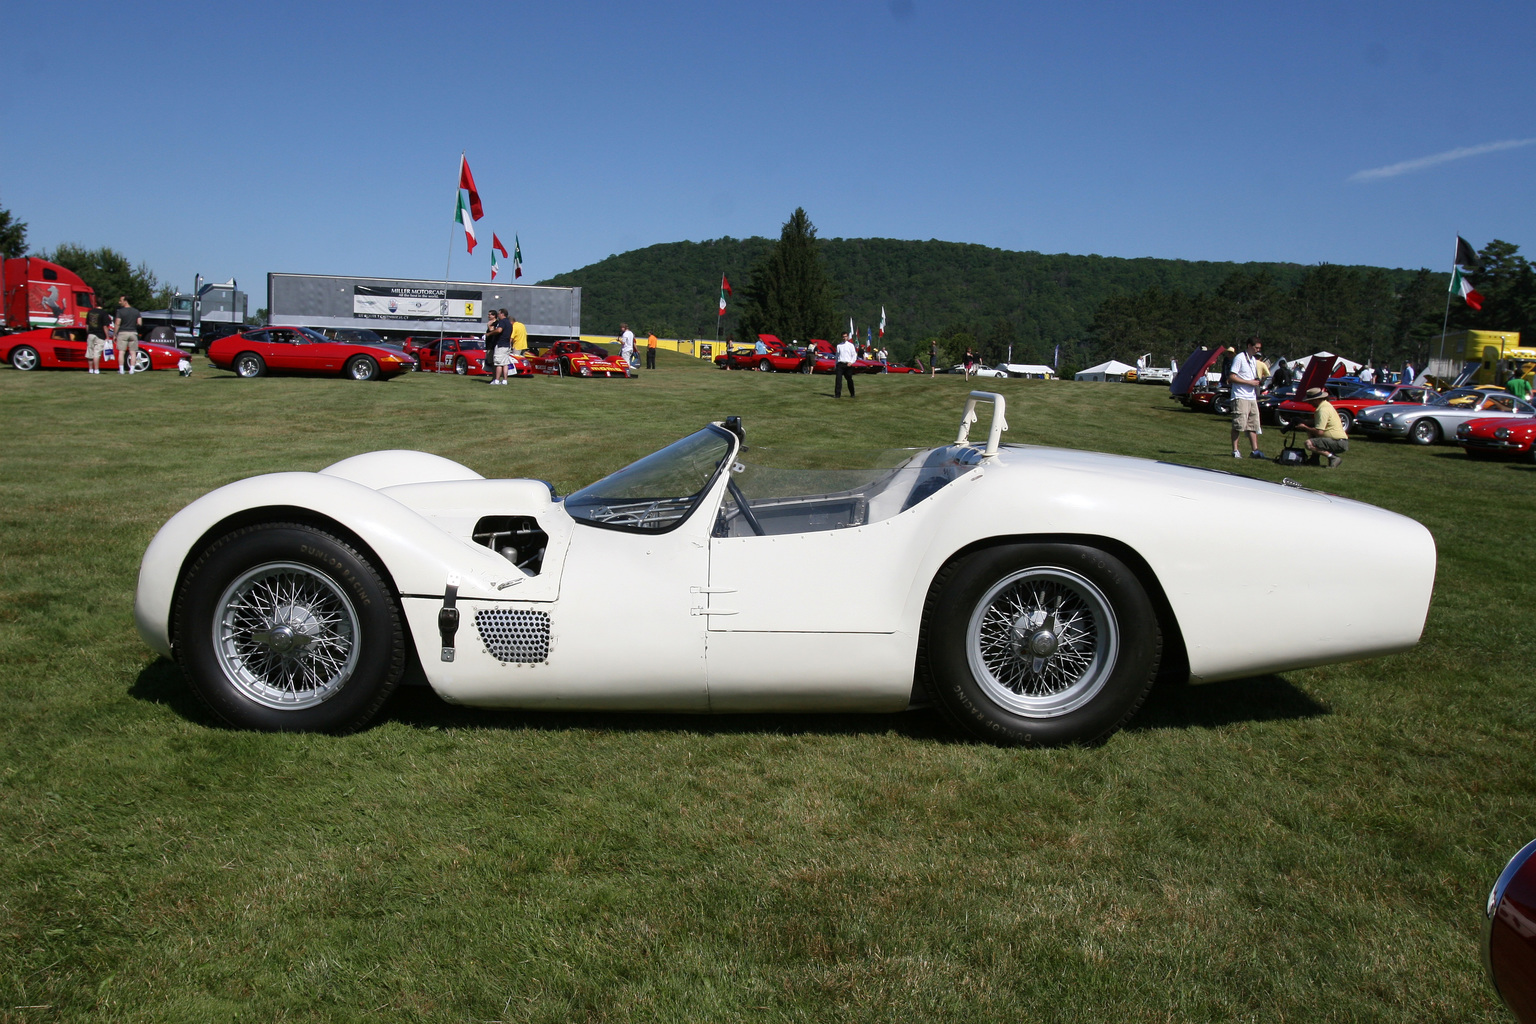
[1356,388,1534,445]
[949,364,1008,378]
[1455,415,1536,461]
[207,326,412,381]
[1,327,182,373]
[413,337,490,376]
[525,339,630,378]
[318,328,416,369]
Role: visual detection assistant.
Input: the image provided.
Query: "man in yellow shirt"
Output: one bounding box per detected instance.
[1295,386,1349,468]
[509,313,528,354]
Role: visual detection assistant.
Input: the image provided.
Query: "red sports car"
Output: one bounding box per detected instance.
[1486,838,1536,1022]
[1,327,183,373]
[413,337,490,376]
[1455,414,1536,460]
[525,339,630,378]
[1277,383,1438,433]
[208,326,412,381]
[716,335,819,373]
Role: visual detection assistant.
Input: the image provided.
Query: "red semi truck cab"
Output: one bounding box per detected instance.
[1,258,97,333]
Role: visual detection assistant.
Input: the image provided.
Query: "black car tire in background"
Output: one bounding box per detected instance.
[454,356,469,375]
[345,355,379,381]
[1410,419,1440,445]
[10,345,39,371]
[1336,409,1354,433]
[234,352,266,378]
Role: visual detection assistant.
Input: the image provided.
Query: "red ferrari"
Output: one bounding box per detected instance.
[1278,383,1437,433]
[1455,414,1536,460]
[525,339,630,378]
[412,337,493,376]
[208,326,413,381]
[716,335,819,373]
[1,327,182,373]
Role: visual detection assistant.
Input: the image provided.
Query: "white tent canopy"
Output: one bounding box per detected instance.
[998,363,1055,378]
[1075,359,1136,381]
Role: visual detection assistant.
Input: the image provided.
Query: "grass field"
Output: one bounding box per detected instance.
[2,352,1533,1022]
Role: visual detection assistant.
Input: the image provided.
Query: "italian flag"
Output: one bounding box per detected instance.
[1451,267,1483,310]
[879,305,886,337]
[455,191,477,254]
[458,155,483,220]
[513,236,523,279]
[491,234,508,280]
[718,274,731,316]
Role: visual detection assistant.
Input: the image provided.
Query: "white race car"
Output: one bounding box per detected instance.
[134,393,1437,746]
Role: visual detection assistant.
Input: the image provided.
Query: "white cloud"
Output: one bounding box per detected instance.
[1350,138,1536,181]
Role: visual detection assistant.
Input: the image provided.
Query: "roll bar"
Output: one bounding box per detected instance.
[957,391,1009,456]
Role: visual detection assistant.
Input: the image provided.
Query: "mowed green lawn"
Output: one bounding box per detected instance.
[2,352,1532,1022]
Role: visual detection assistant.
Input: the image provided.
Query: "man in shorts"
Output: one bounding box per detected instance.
[1229,335,1265,459]
[84,301,110,374]
[1295,386,1350,468]
[114,297,142,374]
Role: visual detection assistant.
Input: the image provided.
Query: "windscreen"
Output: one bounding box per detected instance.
[564,426,734,532]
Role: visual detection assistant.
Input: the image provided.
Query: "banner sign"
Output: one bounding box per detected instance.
[352,285,482,322]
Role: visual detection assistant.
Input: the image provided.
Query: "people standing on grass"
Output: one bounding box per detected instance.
[930,338,939,378]
[646,332,658,370]
[83,301,109,374]
[619,322,636,373]
[1229,335,1265,460]
[834,333,857,398]
[963,347,976,379]
[486,309,509,385]
[114,297,141,374]
[509,311,528,357]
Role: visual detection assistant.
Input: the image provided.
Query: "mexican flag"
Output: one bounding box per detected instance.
[455,191,477,254]
[513,236,523,279]
[459,155,483,220]
[718,274,731,316]
[1451,267,1483,310]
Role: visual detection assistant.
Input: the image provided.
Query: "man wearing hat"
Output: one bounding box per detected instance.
[1295,386,1349,467]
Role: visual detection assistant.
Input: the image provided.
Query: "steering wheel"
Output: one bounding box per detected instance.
[727,479,765,536]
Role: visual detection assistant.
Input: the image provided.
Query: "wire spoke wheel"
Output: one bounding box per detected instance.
[213,561,361,710]
[967,567,1118,718]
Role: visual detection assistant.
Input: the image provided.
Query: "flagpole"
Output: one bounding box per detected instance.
[439,153,464,366]
[715,271,721,350]
[1437,236,1459,377]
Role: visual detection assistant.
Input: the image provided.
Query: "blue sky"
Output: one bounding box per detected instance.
[4,0,1533,306]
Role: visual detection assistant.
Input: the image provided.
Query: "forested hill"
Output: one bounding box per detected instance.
[539,236,1425,359]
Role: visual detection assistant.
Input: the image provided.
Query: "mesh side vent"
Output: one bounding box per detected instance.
[475,609,551,663]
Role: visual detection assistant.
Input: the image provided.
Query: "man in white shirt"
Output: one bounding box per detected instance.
[834,333,858,398]
[1229,335,1265,459]
[618,323,636,374]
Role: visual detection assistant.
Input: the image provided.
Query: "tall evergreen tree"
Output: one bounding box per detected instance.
[0,200,26,259]
[737,208,838,345]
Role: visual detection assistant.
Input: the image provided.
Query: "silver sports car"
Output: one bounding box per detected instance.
[1356,388,1534,445]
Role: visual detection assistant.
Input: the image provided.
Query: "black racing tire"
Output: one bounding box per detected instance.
[923,543,1160,746]
[132,349,153,373]
[756,359,770,372]
[10,345,39,371]
[346,355,379,381]
[172,522,405,733]
[234,352,266,378]
[1409,418,1440,445]
[1336,409,1354,433]
[1213,395,1234,416]
[454,356,469,376]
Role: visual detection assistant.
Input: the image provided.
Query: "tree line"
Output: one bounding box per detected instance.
[539,210,1502,376]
